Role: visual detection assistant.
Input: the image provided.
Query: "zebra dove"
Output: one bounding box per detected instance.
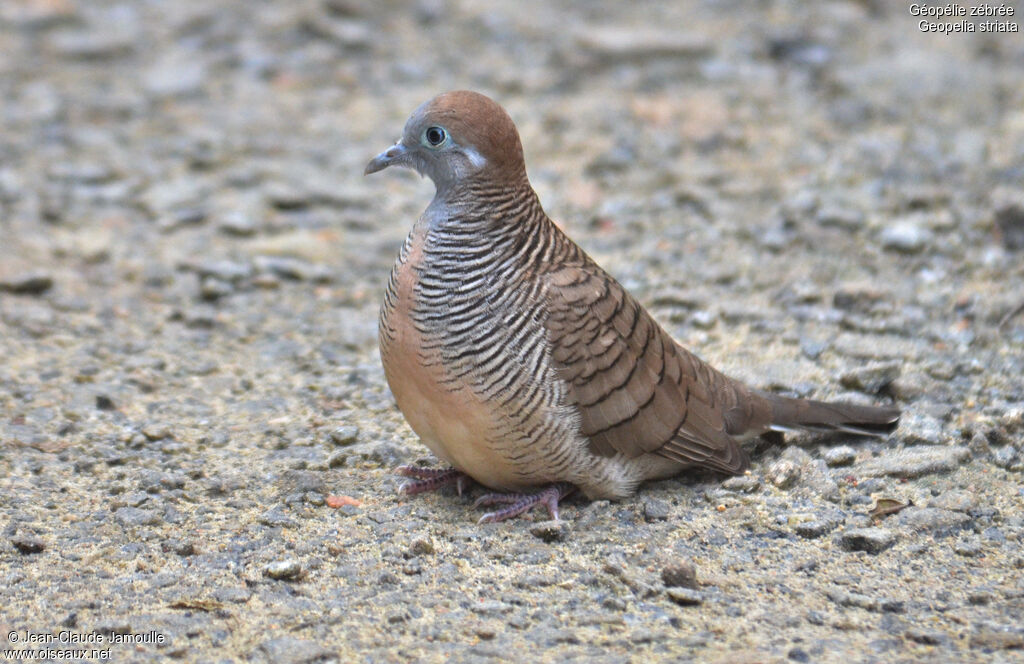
[365,91,899,523]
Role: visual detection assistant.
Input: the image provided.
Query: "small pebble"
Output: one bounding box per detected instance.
[11,535,46,554]
[926,490,978,513]
[661,561,698,589]
[897,507,972,535]
[953,538,984,557]
[992,187,1024,251]
[218,211,258,236]
[643,498,671,521]
[666,587,704,606]
[795,521,835,539]
[264,559,302,580]
[906,628,944,645]
[991,446,1019,470]
[817,205,865,230]
[329,426,360,446]
[409,537,435,556]
[837,527,897,554]
[767,459,801,489]
[823,446,857,467]
[529,520,569,542]
[968,591,994,606]
[113,507,161,527]
[0,271,54,295]
[721,475,761,493]
[857,447,970,479]
[142,423,171,441]
[840,362,901,394]
[879,219,932,253]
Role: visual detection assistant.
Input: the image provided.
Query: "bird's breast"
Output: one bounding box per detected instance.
[378,225,529,490]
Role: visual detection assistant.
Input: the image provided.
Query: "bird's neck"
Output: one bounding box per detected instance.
[425,177,546,239]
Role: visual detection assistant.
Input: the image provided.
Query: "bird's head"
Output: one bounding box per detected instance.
[364,91,527,193]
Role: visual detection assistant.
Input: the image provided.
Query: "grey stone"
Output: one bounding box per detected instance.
[409,537,435,556]
[253,255,330,282]
[896,507,971,535]
[827,588,883,611]
[643,498,671,521]
[823,446,857,467]
[258,507,299,529]
[49,28,134,59]
[766,459,801,489]
[303,15,373,49]
[162,539,195,556]
[189,260,253,283]
[817,205,866,230]
[264,559,302,580]
[840,362,901,394]
[0,271,54,295]
[880,218,932,253]
[970,625,1024,651]
[277,470,325,495]
[11,534,46,554]
[781,447,840,501]
[800,338,829,360]
[574,26,713,61]
[218,212,259,237]
[253,637,335,664]
[926,490,978,513]
[993,187,1024,251]
[142,423,172,441]
[991,446,1020,470]
[666,587,704,606]
[212,587,253,604]
[263,181,311,210]
[794,520,835,539]
[144,55,206,98]
[897,412,949,446]
[529,520,569,542]
[329,426,360,446]
[200,277,235,301]
[661,561,698,588]
[142,177,209,216]
[721,475,761,493]
[856,446,970,479]
[837,527,896,554]
[114,507,161,527]
[953,538,984,557]
[906,628,945,645]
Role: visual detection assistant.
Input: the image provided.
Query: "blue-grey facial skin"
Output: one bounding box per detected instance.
[364,103,489,193]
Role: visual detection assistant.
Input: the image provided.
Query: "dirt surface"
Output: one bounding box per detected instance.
[2,1,1024,662]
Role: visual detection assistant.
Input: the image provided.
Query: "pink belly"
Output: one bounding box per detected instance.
[380,229,527,491]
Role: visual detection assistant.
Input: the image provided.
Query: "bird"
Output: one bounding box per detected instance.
[364,90,899,523]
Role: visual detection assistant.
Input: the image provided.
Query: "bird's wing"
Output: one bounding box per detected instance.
[544,261,750,474]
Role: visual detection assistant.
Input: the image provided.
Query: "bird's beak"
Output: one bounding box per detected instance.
[364,142,409,175]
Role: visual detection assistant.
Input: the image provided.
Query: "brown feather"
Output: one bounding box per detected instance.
[544,260,748,471]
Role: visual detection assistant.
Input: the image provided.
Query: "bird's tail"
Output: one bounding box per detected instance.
[757,391,900,437]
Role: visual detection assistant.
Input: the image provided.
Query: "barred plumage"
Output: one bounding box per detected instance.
[368,91,900,521]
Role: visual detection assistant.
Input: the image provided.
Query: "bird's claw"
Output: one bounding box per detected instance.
[475,483,575,523]
[394,466,471,496]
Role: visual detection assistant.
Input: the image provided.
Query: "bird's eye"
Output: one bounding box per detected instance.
[424,126,447,147]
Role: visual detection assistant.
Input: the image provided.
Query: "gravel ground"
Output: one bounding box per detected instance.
[2,1,1024,662]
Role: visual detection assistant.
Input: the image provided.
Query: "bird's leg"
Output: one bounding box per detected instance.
[395,466,471,496]
[475,483,576,523]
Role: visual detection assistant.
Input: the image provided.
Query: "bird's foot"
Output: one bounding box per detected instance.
[474,483,576,524]
[395,466,472,496]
